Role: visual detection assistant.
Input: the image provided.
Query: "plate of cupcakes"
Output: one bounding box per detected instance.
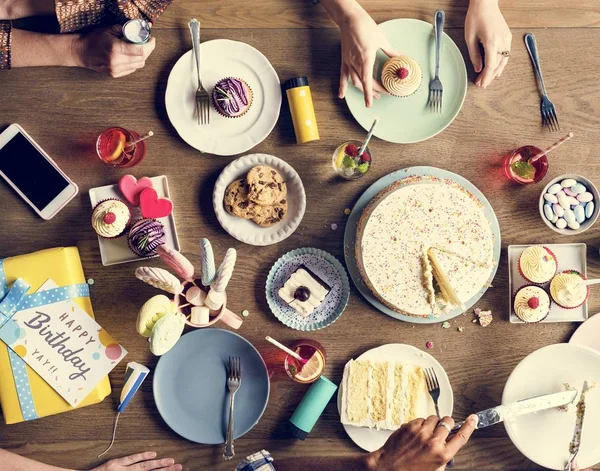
[89,175,180,266]
[165,39,281,156]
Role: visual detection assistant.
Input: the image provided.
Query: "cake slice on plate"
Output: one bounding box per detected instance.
[278,265,330,317]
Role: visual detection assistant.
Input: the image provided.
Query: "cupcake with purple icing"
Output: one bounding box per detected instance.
[127,219,166,258]
[212,77,253,118]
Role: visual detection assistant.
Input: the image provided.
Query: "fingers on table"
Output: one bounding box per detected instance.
[339,63,350,99]
[445,414,478,455]
[117,451,157,465]
[131,458,178,470]
[465,34,483,73]
[432,416,455,440]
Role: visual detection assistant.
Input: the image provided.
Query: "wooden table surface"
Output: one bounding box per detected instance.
[2,1,600,470]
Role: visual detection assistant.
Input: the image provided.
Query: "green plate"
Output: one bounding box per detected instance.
[345,18,467,144]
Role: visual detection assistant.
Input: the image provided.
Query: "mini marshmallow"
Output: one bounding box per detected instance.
[191,306,210,325]
[186,286,206,306]
[205,289,225,310]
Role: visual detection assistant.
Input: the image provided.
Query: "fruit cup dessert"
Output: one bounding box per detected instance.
[332,140,372,180]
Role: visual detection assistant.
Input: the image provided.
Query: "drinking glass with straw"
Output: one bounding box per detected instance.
[332,117,379,180]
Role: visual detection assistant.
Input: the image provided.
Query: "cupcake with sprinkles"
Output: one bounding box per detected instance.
[550,270,589,309]
[212,77,253,118]
[91,198,131,239]
[127,219,166,258]
[518,245,557,284]
[513,285,551,322]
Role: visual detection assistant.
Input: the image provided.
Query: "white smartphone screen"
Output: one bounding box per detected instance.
[0,132,70,211]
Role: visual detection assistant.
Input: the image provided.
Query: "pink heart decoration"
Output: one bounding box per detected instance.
[119,175,154,206]
[139,187,173,219]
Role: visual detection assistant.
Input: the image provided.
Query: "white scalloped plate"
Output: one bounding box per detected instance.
[213,154,306,246]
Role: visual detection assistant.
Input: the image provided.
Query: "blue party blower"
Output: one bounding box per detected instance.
[98,362,150,457]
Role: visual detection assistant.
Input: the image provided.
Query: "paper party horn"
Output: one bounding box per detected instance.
[98,362,150,457]
[200,238,216,286]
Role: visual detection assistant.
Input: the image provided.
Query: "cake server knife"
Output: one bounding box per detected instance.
[565,381,589,471]
[451,389,578,432]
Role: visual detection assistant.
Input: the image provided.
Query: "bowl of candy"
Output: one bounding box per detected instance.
[539,174,599,235]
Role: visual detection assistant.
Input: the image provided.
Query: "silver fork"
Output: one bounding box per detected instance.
[223,356,241,461]
[424,367,441,417]
[428,9,445,114]
[188,18,210,125]
[525,33,560,132]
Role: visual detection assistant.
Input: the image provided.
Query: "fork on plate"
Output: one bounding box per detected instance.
[223,356,241,461]
[188,18,210,125]
[428,10,445,114]
[524,33,560,132]
[424,367,441,417]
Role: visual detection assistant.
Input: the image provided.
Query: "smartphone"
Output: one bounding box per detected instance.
[0,124,78,220]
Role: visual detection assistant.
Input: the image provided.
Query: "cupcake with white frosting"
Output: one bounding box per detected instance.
[513,285,551,323]
[91,198,131,239]
[550,270,589,309]
[381,56,422,97]
[518,245,557,284]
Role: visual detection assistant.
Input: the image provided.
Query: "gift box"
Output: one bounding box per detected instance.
[0,247,111,424]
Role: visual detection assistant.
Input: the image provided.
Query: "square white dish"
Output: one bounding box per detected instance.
[508,243,588,323]
[88,175,180,266]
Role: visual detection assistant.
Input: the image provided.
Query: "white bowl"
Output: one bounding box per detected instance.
[539,174,599,235]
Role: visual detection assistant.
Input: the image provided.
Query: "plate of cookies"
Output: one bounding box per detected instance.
[213,153,306,246]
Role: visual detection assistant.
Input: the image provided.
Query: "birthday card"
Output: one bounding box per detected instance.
[0,280,127,407]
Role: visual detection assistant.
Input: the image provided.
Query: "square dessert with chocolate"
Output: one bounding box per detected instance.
[278,265,330,316]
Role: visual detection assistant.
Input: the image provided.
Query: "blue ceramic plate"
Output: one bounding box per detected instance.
[344,166,501,324]
[266,247,350,331]
[153,329,269,444]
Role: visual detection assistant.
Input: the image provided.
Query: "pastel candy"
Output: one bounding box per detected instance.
[558,193,571,210]
[150,312,185,356]
[200,239,216,286]
[212,248,237,293]
[567,196,579,206]
[561,178,577,187]
[578,192,594,203]
[547,183,562,194]
[556,218,567,229]
[574,205,585,223]
[551,214,559,223]
[564,208,576,224]
[205,289,225,310]
[191,306,210,325]
[186,286,206,306]
[543,194,558,204]
[563,188,577,197]
[135,266,182,294]
[552,204,565,217]
[586,201,595,218]
[157,245,195,281]
[571,183,587,194]
[543,204,554,221]
[137,295,177,338]
[568,220,581,230]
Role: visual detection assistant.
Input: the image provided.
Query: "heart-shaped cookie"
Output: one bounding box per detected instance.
[119,175,154,206]
[140,187,173,219]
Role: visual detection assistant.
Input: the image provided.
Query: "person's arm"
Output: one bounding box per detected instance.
[0,0,55,19]
[0,448,74,471]
[319,0,399,108]
[465,0,512,88]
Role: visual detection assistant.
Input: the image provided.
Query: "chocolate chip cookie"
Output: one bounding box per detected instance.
[247,165,287,206]
[223,179,256,219]
[252,198,288,227]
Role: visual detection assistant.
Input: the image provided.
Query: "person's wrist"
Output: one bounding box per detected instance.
[66,33,85,68]
[324,0,364,26]
[364,450,381,471]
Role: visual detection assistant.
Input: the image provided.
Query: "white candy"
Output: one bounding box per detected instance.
[205,289,225,310]
[556,190,565,198]
[552,204,565,217]
[186,286,206,306]
[568,220,581,230]
[556,218,567,229]
[543,204,554,221]
[567,196,580,206]
[577,192,594,203]
[586,202,595,218]
[564,208,576,224]
[558,193,571,210]
[563,188,577,197]
[547,183,562,194]
[574,205,585,223]
[191,306,210,325]
[561,178,577,187]
[571,183,587,194]
[543,194,558,203]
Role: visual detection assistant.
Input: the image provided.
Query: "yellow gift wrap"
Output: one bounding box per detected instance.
[0,247,111,424]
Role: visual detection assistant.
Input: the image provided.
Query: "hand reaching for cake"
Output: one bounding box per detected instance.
[465,0,512,88]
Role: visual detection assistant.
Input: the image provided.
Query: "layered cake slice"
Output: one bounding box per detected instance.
[341,359,434,430]
[278,265,330,317]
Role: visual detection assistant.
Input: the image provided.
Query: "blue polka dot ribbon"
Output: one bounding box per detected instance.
[0,259,91,421]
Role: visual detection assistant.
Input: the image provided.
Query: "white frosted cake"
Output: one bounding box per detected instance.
[356,175,495,317]
[341,359,435,430]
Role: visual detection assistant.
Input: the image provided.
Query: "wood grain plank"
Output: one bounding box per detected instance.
[1,27,600,470]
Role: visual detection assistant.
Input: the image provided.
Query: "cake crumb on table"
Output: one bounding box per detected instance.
[425,341,433,349]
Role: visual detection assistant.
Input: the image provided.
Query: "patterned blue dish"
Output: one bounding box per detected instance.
[266,248,350,331]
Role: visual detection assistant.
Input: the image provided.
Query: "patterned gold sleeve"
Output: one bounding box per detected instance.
[56,0,173,33]
[0,21,11,70]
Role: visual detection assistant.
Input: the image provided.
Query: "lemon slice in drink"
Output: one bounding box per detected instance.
[295,351,324,382]
[104,131,127,162]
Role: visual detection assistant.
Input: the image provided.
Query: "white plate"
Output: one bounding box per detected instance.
[337,344,453,452]
[503,344,600,470]
[508,244,588,323]
[213,154,306,246]
[570,313,600,353]
[165,40,281,156]
[88,176,180,266]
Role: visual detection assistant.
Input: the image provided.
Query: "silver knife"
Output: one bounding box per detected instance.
[451,389,578,432]
[565,381,589,471]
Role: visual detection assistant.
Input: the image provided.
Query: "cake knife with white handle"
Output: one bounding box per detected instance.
[451,389,579,432]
